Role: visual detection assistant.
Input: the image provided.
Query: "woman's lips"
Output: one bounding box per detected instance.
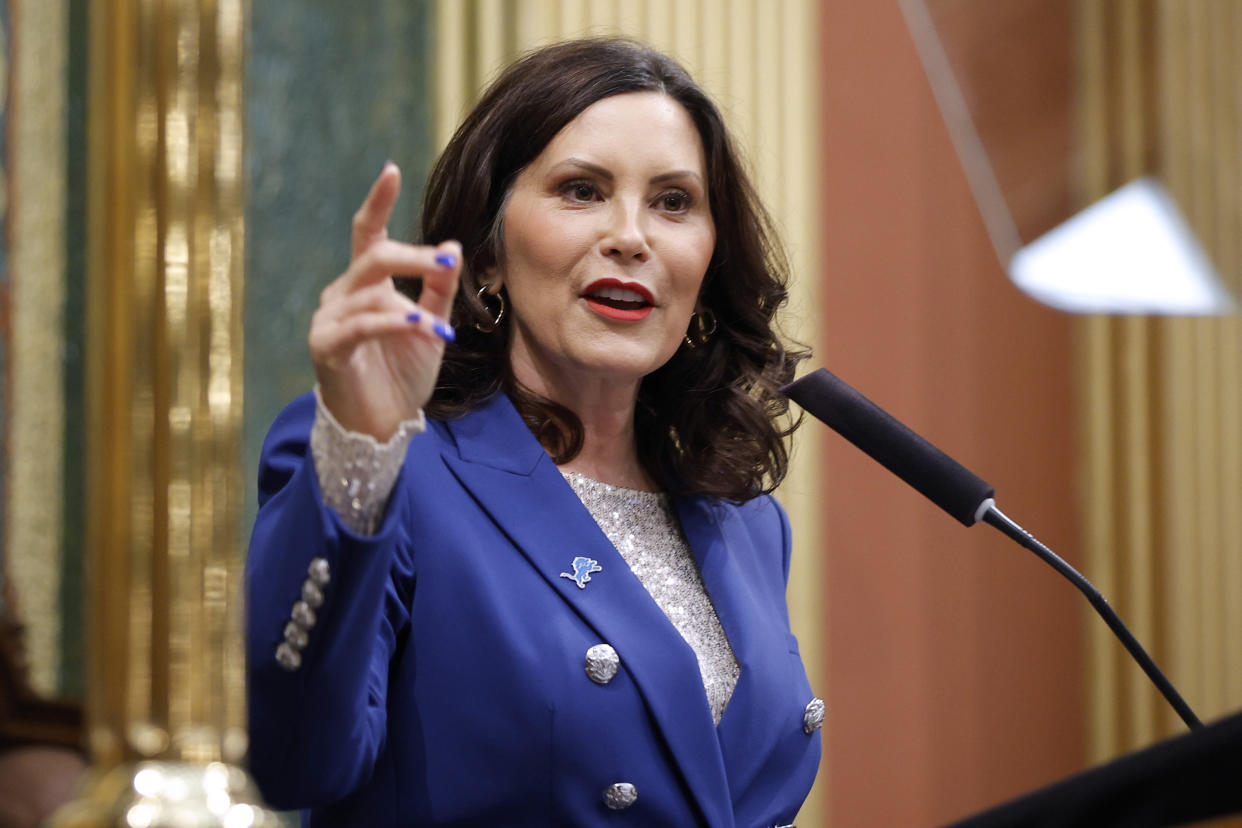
[584,298,653,321]
[582,279,655,321]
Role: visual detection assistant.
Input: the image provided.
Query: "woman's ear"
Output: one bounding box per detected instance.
[479,267,504,294]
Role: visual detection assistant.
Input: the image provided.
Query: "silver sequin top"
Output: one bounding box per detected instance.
[562,472,739,725]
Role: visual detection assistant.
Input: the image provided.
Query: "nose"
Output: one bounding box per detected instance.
[599,199,650,263]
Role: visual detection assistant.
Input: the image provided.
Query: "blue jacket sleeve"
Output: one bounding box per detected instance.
[245,393,415,809]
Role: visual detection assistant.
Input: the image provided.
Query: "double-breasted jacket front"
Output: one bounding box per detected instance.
[245,391,821,826]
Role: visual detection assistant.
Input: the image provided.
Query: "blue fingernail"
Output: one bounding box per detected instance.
[435,253,457,268]
[406,311,422,323]
[433,321,456,343]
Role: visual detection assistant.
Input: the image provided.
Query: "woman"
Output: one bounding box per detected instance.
[246,38,820,826]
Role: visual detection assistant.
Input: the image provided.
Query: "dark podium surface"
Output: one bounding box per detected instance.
[945,709,1242,827]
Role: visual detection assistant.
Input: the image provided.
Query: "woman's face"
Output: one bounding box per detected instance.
[490,91,716,400]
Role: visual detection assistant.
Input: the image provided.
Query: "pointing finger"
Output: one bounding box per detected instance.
[351,162,402,260]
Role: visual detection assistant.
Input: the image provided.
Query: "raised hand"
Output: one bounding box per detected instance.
[309,162,462,440]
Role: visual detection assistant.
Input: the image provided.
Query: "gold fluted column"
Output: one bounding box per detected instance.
[1079,0,1242,762]
[49,0,275,823]
[433,3,825,824]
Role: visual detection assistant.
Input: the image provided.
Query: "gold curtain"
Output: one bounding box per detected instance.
[1080,0,1242,760]
[431,1,825,822]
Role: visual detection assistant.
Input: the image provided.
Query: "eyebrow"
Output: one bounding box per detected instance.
[553,157,705,188]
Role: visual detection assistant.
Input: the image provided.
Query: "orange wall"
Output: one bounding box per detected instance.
[818,1,1085,823]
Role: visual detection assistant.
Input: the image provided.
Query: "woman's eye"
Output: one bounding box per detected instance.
[562,181,597,202]
[658,191,693,213]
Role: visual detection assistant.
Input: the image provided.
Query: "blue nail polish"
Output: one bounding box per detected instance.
[433,321,456,343]
[406,311,422,323]
[435,253,457,269]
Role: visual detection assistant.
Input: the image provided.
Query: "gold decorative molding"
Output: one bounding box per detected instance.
[7,0,68,699]
[432,2,824,822]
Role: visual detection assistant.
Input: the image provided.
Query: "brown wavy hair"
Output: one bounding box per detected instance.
[417,38,808,501]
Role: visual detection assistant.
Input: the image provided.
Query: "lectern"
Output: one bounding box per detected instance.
[947,710,1242,827]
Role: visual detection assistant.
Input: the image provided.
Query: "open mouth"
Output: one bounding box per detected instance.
[582,280,654,321]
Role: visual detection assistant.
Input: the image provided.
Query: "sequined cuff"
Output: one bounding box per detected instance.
[309,386,425,536]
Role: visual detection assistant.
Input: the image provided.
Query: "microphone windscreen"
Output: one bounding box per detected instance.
[782,368,995,526]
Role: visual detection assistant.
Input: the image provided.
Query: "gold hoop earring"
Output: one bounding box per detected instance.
[474,285,506,333]
[683,308,717,349]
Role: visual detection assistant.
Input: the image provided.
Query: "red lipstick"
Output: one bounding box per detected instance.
[582,279,655,321]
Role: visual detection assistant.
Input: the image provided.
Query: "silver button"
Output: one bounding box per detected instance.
[308,557,331,587]
[602,782,638,810]
[275,642,302,671]
[803,697,825,734]
[301,579,324,608]
[291,600,317,629]
[584,644,619,685]
[284,621,308,649]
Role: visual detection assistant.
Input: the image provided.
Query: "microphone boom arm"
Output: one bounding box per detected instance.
[982,504,1202,731]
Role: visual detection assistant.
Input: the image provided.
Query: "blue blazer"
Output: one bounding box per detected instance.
[246,391,821,826]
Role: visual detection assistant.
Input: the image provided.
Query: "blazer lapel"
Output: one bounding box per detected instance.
[440,394,734,827]
[674,496,764,690]
[676,495,795,797]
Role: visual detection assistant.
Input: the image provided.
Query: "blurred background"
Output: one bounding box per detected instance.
[1,0,1240,825]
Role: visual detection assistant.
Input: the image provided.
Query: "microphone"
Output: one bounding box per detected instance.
[782,367,1203,731]
[781,368,994,526]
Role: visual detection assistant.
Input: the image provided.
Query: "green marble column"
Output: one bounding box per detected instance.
[244,1,435,527]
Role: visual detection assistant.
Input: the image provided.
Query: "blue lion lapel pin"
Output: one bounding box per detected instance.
[560,556,602,589]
